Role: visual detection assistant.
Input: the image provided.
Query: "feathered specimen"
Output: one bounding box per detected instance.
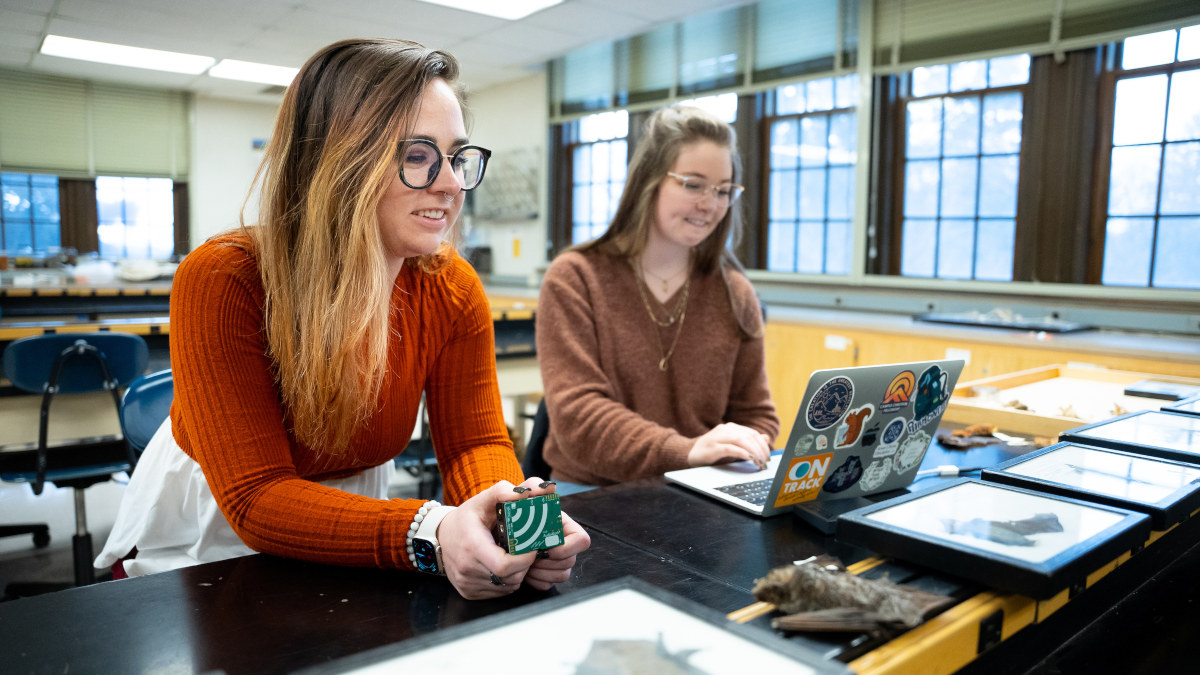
[736,556,952,634]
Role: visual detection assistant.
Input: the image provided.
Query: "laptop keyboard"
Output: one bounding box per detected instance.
[715,478,773,506]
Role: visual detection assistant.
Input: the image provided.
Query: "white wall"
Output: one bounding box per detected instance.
[465,73,549,282]
[185,76,550,280]
[189,96,279,246]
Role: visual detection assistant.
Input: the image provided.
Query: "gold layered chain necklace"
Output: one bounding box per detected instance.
[633,259,691,371]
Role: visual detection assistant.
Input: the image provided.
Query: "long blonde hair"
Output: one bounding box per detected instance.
[243,38,463,452]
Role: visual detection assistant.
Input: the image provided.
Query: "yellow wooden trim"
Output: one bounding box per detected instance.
[846,557,889,575]
[94,288,121,296]
[1035,587,1071,623]
[502,309,535,321]
[849,592,1035,675]
[2,288,34,297]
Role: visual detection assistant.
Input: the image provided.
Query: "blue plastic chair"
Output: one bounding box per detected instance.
[120,369,174,455]
[0,332,148,588]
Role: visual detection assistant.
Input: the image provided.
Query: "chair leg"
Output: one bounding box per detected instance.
[72,489,96,586]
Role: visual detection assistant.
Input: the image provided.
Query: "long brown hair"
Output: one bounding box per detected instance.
[578,105,760,336]
[243,38,464,452]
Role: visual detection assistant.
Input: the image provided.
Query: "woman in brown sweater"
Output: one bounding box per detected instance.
[96,39,588,599]
[537,106,780,486]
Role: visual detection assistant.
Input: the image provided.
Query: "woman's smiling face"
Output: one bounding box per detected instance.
[376,78,467,275]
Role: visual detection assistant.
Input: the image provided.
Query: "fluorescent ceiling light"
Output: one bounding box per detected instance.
[415,0,563,20]
[40,34,213,75]
[208,59,300,87]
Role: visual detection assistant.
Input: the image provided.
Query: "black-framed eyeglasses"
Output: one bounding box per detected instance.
[665,171,744,205]
[397,139,492,191]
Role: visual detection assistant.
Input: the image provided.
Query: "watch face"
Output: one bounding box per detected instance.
[412,538,440,574]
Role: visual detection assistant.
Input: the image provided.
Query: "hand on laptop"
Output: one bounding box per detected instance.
[688,422,773,471]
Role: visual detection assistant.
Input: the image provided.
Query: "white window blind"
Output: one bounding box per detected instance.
[873,0,1200,70]
[678,7,745,93]
[755,0,853,78]
[0,68,189,178]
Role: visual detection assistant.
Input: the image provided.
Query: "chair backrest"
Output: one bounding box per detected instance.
[2,332,149,394]
[120,369,174,454]
[521,398,553,480]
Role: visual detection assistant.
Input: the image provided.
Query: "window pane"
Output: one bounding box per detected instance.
[1113,75,1168,146]
[800,116,829,167]
[981,92,1023,154]
[1108,145,1162,216]
[591,142,611,180]
[1102,217,1154,285]
[798,169,826,220]
[1153,217,1200,288]
[978,156,1019,217]
[797,221,824,273]
[835,74,859,109]
[912,65,949,97]
[4,221,32,250]
[1180,26,1200,62]
[679,93,738,123]
[611,140,628,181]
[806,78,834,112]
[2,181,31,220]
[34,222,60,251]
[906,99,943,159]
[975,219,1015,281]
[950,60,988,92]
[572,146,590,184]
[776,83,805,116]
[825,220,851,275]
[988,54,1031,87]
[1122,29,1178,70]
[769,170,797,220]
[901,219,937,277]
[31,185,60,223]
[608,183,623,220]
[572,185,589,224]
[589,184,609,223]
[1160,141,1200,214]
[904,160,940,218]
[936,219,975,279]
[768,221,797,271]
[829,112,856,164]
[579,110,628,143]
[828,166,853,220]
[943,96,981,156]
[940,158,978,218]
[1165,70,1200,142]
[771,120,799,168]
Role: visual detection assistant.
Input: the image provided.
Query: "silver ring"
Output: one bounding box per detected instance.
[489,572,506,586]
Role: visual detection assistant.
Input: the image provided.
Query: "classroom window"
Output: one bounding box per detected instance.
[1101,26,1200,289]
[764,74,858,274]
[96,176,175,259]
[568,110,629,244]
[678,92,739,123]
[0,172,60,255]
[898,55,1029,281]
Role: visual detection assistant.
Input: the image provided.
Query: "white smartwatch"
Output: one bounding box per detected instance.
[411,505,455,576]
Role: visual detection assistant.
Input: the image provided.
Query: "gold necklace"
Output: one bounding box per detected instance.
[632,264,690,370]
[641,262,688,294]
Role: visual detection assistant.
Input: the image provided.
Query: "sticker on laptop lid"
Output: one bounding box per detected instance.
[880,370,916,413]
[823,456,864,493]
[860,459,892,492]
[773,452,834,507]
[806,376,854,431]
[894,429,932,473]
[836,403,875,448]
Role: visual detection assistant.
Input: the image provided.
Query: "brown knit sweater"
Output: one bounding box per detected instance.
[169,234,522,570]
[536,250,779,485]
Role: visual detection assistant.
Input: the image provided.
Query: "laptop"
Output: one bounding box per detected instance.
[665,358,965,517]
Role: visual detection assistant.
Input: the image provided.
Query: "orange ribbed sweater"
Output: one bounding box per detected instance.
[168,235,522,570]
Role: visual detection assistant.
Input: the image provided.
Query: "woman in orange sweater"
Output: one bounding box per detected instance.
[96,38,588,599]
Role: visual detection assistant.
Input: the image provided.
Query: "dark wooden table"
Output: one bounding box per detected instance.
[2,434,1194,674]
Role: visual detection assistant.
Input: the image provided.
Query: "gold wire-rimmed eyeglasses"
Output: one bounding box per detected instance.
[665,172,744,204]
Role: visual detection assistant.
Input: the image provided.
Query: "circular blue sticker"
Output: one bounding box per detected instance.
[806,376,854,431]
[882,417,906,444]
